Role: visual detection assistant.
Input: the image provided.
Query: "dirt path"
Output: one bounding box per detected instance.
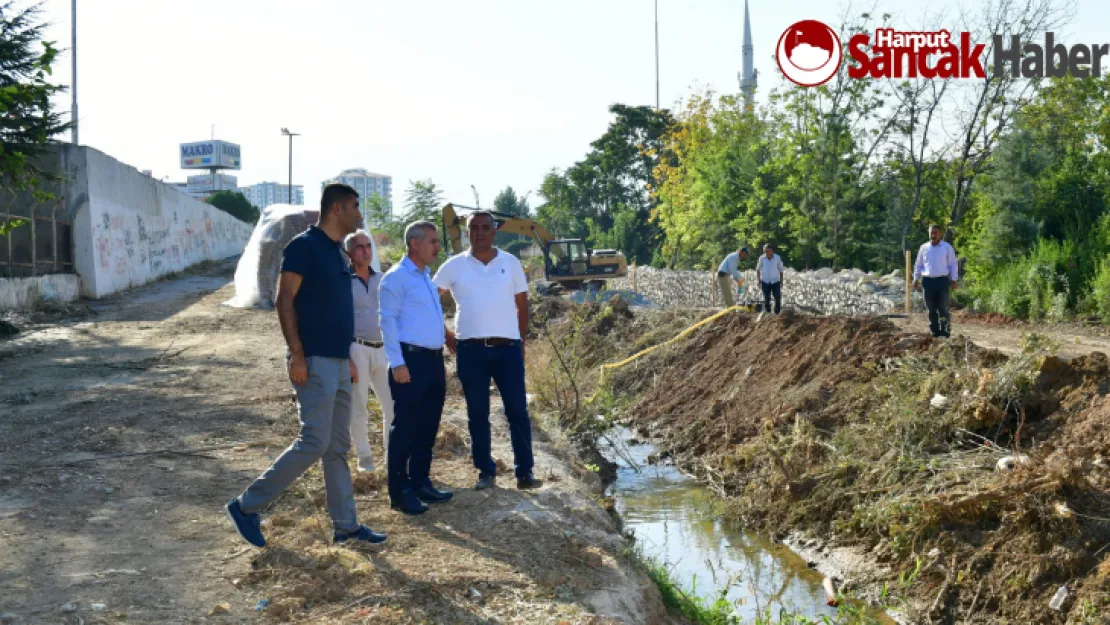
[0,260,668,624]
[891,312,1110,360]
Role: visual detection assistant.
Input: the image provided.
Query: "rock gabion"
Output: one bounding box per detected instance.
[607,266,924,315]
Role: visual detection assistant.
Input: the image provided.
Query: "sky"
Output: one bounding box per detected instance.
[36,0,1109,217]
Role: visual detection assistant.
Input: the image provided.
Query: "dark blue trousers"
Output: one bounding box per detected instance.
[922,276,952,337]
[387,344,445,499]
[457,341,534,479]
[761,280,782,314]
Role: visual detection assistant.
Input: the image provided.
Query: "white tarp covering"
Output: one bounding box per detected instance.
[224,204,379,309]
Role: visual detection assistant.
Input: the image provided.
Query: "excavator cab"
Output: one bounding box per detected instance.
[547,240,589,277]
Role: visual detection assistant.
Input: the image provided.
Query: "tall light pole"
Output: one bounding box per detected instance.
[281,128,299,204]
[71,0,78,144]
[654,0,659,110]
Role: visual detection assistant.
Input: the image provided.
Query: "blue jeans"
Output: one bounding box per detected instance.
[457,341,534,479]
[387,344,446,499]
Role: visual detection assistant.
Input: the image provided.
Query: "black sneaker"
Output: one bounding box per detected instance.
[516,474,543,490]
[225,498,266,548]
[475,473,496,491]
[334,524,387,545]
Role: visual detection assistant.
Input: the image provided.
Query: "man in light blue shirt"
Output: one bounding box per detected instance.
[378,221,457,515]
[716,246,749,307]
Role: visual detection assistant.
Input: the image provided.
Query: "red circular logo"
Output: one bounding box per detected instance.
[775,20,843,87]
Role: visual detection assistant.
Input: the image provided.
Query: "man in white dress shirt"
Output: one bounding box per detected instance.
[434,211,539,491]
[912,225,960,338]
[755,244,785,315]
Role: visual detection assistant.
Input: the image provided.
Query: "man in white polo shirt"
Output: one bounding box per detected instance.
[912,224,959,338]
[434,211,539,491]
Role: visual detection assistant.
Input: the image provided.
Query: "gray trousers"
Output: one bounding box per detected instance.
[238,356,358,533]
[717,274,736,307]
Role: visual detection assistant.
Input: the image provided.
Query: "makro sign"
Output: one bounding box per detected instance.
[775,19,1110,87]
[180,140,242,170]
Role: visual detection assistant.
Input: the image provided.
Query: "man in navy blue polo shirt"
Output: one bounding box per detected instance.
[226,183,387,547]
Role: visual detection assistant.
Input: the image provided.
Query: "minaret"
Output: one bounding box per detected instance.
[738,0,757,109]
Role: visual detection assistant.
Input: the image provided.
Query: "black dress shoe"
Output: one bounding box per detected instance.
[516,474,543,490]
[389,488,428,515]
[475,473,496,491]
[415,485,454,504]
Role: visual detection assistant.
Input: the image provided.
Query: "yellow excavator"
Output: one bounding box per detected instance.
[442,203,628,290]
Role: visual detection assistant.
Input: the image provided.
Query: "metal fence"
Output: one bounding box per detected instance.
[0,186,74,279]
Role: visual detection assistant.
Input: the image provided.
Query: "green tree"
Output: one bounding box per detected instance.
[401,179,443,224]
[0,2,70,194]
[492,186,532,254]
[206,191,259,224]
[653,91,769,269]
[533,104,674,265]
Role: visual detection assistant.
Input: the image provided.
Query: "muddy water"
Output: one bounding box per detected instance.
[601,429,889,622]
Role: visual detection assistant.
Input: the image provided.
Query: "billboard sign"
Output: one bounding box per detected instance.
[180,140,242,170]
[186,173,238,193]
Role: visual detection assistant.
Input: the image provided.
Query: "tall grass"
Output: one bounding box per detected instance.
[630,546,882,625]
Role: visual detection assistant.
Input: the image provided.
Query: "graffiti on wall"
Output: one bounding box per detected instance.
[90,203,253,292]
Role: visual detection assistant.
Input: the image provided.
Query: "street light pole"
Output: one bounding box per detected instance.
[71,0,78,144]
[654,0,659,110]
[281,128,299,204]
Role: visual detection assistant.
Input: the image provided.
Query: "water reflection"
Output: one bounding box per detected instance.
[601,429,842,622]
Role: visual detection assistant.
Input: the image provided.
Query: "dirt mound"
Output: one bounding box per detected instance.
[582,307,1110,623]
[954,309,1024,326]
[610,310,930,450]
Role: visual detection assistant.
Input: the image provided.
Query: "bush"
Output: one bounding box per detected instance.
[1091,255,1110,322]
[980,239,1073,320]
[206,191,260,224]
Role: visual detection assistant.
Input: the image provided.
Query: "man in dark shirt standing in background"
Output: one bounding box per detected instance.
[226,183,387,547]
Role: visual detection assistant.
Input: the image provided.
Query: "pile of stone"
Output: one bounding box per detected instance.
[608,265,717,308]
[753,268,913,315]
[607,266,921,316]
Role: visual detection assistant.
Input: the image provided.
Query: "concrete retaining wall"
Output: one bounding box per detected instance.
[72,148,253,298]
[610,265,925,315]
[0,274,80,310]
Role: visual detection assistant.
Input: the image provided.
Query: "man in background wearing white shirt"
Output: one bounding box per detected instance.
[716,246,749,307]
[756,244,785,315]
[912,224,960,338]
[435,212,539,491]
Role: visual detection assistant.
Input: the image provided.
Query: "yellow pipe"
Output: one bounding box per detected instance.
[597,305,746,380]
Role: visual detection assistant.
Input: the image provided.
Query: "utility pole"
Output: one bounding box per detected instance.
[281,128,299,204]
[470,184,480,208]
[654,0,660,110]
[71,0,78,144]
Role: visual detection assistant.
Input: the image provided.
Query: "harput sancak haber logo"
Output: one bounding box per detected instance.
[775,21,1110,86]
[776,20,843,87]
